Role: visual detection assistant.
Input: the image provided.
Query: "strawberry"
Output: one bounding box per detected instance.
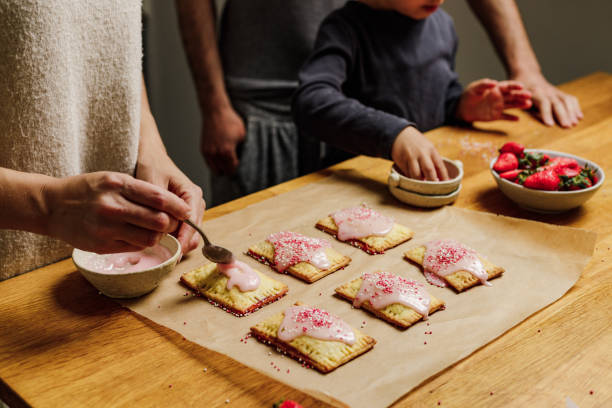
[499,169,522,181]
[493,152,519,173]
[523,169,561,191]
[499,141,524,156]
[545,157,581,175]
[274,400,303,408]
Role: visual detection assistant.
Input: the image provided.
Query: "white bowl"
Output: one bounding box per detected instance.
[72,234,181,298]
[388,158,463,195]
[490,149,604,213]
[389,183,461,208]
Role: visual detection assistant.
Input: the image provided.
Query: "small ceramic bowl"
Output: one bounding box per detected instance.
[389,183,462,208]
[490,149,605,213]
[72,234,181,298]
[388,158,463,195]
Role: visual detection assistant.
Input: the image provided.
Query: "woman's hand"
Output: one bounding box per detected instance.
[391,126,449,181]
[136,154,206,255]
[43,172,190,253]
[456,79,532,123]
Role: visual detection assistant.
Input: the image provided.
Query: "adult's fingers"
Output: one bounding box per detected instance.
[87,240,145,255]
[536,96,555,126]
[110,195,179,233]
[552,99,571,128]
[560,94,579,126]
[104,223,163,249]
[121,177,190,221]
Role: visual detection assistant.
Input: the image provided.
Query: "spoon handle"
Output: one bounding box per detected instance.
[184,219,211,247]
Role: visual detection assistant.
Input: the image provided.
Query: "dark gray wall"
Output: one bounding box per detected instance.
[143,1,612,205]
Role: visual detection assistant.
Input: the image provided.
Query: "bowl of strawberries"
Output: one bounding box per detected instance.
[490,142,604,213]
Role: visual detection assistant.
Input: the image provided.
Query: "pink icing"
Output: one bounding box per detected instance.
[423,239,491,287]
[216,260,260,292]
[267,231,331,272]
[354,272,431,318]
[331,206,394,241]
[278,305,356,345]
[85,244,173,274]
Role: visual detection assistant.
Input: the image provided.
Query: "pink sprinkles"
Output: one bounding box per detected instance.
[268,231,330,272]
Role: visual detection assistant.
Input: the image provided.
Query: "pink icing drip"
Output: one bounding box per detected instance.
[423,239,491,286]
[278,305,356,345]
[267,231,331,272]
[216,260,260,292]
[85,244,172,274]
[331,206,394,241]
[354,272,431,318]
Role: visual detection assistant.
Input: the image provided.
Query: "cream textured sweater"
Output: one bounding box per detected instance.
[0,1,142,279]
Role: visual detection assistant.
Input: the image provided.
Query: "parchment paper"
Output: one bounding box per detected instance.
[121,170,596,408]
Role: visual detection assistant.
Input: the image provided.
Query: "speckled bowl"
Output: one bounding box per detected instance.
[490,149,605,213]
[72,234,181,298]
[388,158,463,196]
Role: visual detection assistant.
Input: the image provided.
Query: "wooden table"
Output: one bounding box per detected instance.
[1,73,611,408]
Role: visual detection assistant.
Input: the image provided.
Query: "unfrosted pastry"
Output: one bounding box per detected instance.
[250,302,376,373]
[181,260,288,316]
[315,206,413,254]
[247,231,351,283]
[405,239,504,292]
[335,271,445,329]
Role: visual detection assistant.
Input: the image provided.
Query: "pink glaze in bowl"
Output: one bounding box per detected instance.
[72,234,181,298]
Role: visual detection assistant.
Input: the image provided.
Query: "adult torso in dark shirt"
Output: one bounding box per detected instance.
[332,2,459,132]
[219,0,346,81]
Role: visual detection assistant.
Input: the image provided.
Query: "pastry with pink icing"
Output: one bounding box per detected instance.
[335,271,445,328]
[316,205,414,254]
[404,239,505,292]
[250,302,376,373]
[247,231,351,282]
[181,261,288,316]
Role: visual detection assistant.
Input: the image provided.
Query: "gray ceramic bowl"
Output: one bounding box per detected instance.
[490,149,604,213]
[388,158,463,195]
[72,234,181,298]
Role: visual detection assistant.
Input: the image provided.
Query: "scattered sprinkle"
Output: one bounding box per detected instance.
[225,399,230,404]
[490,391,494,395]
[203,368,207,372]
[589,390,594,395]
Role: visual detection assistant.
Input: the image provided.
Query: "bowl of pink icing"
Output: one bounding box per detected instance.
[72,234,181,298]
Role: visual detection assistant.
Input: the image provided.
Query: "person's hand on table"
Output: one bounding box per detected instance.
[391,126,449,181]
[511,72,583,128]
[43,172,190,254]
[201,106,246,175]
[456,79,532,123]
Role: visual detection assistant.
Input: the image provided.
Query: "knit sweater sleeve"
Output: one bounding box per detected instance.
[292,14,412,160]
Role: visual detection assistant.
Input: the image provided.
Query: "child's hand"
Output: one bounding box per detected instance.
[391,126,449,181]
[456,79,532,123]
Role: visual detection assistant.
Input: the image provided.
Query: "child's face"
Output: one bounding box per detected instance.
[364,0,446,20]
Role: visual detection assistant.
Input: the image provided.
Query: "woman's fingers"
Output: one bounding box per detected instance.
[120,176,190,221]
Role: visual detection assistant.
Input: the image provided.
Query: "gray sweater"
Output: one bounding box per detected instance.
[293,1,463,160]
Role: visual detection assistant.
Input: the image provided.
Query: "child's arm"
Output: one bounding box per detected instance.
[292,15,448,180]
[455,79,532,123]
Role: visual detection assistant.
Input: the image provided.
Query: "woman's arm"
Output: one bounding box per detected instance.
[136,76,206,255]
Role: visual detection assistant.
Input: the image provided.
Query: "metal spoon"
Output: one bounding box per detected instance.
[184,219,235,264]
